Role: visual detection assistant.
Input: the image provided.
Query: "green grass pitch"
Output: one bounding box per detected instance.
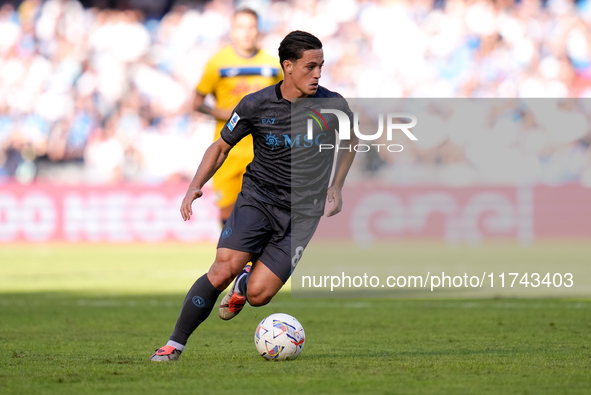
[1,243,591,394]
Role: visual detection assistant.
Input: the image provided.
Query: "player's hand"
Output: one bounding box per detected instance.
[326,186,343,217]
[180,188,203,221]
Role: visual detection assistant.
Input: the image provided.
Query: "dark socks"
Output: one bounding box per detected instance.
[169,274,222,346]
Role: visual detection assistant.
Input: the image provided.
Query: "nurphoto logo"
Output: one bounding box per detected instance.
[307,110,418,152]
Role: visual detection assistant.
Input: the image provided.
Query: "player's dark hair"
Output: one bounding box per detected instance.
[234,7,258,22]
[278,31,323,70]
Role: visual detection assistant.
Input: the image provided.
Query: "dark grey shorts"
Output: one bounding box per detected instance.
[217,192,320,283]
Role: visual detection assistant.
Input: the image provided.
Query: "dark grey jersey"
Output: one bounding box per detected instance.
[220,82,353,216]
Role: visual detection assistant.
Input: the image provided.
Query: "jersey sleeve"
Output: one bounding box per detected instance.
[220,97,255,146]
[337,93,355,127]
[195,58,219,96]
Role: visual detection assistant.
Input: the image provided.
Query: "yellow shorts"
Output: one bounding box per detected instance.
[213,147,253,209]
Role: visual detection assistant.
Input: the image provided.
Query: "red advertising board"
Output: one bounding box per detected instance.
[316,183,591,243]
[0,183,589,242]
[0,183,220,242]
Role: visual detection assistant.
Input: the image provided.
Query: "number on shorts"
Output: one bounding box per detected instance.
[291,246,304,269]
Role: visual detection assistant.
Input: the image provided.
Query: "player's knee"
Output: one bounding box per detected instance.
[207,265,234,289]
[208,255,244,289]
[246,287,273,307]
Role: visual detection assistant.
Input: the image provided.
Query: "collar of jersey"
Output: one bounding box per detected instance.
[275,81,286,102]
[232,46,260,59]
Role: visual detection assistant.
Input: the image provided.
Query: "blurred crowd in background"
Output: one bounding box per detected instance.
[1,0,591,186]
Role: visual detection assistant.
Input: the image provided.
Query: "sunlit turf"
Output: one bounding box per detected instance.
[0,244,217,294]
[1,244,590,394]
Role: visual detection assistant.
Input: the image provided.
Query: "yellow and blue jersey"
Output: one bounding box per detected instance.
[196,45,282,208]
[196,45,283,152]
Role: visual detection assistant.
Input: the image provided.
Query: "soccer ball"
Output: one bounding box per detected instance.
[254,313,305,361]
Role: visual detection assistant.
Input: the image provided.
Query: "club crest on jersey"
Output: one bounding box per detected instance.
[265,132,281,150]
[227,112,240,132]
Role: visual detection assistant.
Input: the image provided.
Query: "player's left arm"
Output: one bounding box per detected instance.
[326,128,358,217]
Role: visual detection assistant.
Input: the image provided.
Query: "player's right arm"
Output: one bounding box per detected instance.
[182,96,255,220]
[181,138,232,221]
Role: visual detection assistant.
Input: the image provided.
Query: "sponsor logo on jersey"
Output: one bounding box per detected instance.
[284,133,326,148]
[264,132,327,150]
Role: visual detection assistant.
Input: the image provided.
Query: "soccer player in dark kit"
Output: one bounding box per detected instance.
[151,30,358,361]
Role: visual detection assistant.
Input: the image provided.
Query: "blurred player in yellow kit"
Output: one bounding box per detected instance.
[194,8,282,223]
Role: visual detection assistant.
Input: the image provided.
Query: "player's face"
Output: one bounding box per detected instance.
[230,13,258,54]
[289,49,324,97]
